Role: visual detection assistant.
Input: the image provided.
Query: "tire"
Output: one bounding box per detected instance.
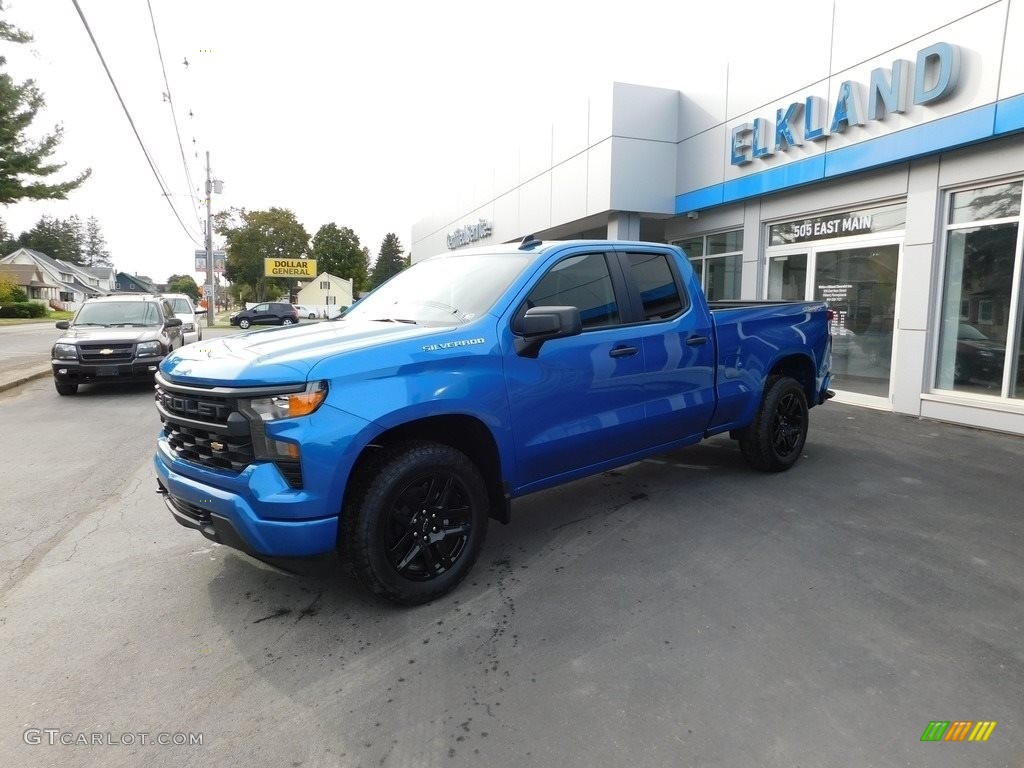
[55,381,78,396]
[341,441,489,605]
[281,318,294,326]
[308,313,316,320]
[238,319,251,329]
[738,375,809,472]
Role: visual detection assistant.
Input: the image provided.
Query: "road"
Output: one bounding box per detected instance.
[0,322,62,382]
[1,371,1023,768]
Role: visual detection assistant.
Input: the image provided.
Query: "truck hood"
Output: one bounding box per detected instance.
[160,319,452,386]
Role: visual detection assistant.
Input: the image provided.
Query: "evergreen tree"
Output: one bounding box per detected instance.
[0,5,90,204]
[17,215,84,263]
[83,216,111,267]
[369,233,406,288]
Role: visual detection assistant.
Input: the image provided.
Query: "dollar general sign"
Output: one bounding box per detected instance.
[264,258,317,278]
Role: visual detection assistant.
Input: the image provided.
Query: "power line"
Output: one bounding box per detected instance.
[145,0,204,234]
[69,0,204,247]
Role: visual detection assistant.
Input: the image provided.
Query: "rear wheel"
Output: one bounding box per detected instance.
[55,381,78,396]
[738,375,809,472]
[282,318,295,326]
[341,441,489,605]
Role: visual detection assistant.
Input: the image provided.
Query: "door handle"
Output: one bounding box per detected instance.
[686,335,708,346]
[609,345,638,358]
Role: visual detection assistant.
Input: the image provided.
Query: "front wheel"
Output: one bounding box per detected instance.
[738,375,809,472]
[341,441,489,605]
[238,318,251,329]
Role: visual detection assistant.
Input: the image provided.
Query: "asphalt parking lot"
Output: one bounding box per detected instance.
[1,383,1022,767]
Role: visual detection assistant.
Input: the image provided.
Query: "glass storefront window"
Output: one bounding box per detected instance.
[935,221,1020,395]
[949,181,1022,224]
[767,253,807,300]
[676,230,742,301]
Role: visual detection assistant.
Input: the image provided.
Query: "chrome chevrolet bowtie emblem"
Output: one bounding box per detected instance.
[210,441,225,452]
[99,348,114,355]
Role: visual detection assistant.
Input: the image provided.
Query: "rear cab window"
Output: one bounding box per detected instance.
[623,251,689,321]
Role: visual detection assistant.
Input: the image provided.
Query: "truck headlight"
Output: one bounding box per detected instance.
[137,341,163,357]
[53,343,78,361]
[247,381,328,421]
[181,322,194,333]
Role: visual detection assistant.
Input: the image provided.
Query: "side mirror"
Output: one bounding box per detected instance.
[166,317,183,328]
[194,307,207,314]
[55,320,70,330]
[515,306,582,358]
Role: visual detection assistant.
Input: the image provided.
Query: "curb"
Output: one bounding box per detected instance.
[0,367,50,394]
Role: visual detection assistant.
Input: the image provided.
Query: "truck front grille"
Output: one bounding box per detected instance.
[163,422,254,473]
[80,342,134,362]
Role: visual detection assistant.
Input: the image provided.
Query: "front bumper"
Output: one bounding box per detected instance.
[52,358,164,383]
[154,440,339,557]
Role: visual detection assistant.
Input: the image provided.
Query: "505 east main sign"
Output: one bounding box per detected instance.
[730,42,961,166]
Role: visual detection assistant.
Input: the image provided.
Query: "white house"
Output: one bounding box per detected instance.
[295,272,353,317]
[0,248,111,310]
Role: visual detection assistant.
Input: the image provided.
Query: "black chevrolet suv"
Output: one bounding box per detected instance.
[228,302,298,329]
[51,294,184,395]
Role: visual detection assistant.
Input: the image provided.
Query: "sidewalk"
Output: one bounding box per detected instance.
[0,357,49,393]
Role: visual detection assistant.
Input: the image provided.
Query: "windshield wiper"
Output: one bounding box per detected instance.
[72,322,107,327]
[108,323,151,327]
[370,318,417,324]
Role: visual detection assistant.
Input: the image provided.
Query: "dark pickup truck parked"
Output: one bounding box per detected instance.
[154,239,833,604]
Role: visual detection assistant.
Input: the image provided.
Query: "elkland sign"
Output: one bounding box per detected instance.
[730,42,961,166]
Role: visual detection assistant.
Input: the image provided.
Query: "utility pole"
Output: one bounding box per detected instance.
[205,150,215,326]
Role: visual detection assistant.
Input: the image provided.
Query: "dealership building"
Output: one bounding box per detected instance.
[411,0,1024,435]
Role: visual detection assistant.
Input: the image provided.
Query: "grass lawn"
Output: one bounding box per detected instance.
[0,311,73,326]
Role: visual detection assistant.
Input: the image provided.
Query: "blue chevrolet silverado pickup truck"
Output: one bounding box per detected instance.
[154,238,832,604]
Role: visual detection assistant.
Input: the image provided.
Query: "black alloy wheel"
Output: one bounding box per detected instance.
[738,375,809,472]
[385,472,473,581]
[342,441,489,605]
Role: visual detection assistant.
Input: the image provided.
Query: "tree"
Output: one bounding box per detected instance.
[82,216,111,267]
[17,215,84,262]
[166,274,200,301]
[0,273,27,302]
[0,5,90,204]
[215,207,310,301]
[311,223,369,291]
[369,233,406,288]
[0,217,15,254]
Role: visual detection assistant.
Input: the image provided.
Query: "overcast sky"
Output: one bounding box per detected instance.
[1,0,815,282]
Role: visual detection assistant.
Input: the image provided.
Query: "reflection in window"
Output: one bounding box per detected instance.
[627,252,686,320]
[936,222,1018,395]
[767,254,807,300]
[676,230,742,301]
[949,181,1022,224]
[527,253,619,329]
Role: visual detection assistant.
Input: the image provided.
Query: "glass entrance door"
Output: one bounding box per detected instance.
[814,244,900,397]
[765,240,902,400]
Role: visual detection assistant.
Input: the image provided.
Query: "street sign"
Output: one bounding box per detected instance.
[195,250,226,273]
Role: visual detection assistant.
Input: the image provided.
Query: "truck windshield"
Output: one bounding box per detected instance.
[73,301,162,327]
[343,252,531,326]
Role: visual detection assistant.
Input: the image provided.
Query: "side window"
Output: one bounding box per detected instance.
[626,252,688,320]
[254,303,268,312]
[525,253,619,329]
